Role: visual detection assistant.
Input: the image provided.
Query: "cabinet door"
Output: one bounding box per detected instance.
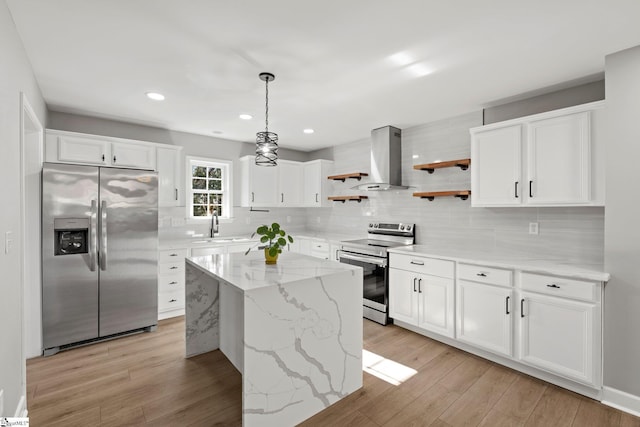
[278,161,303,206]
[457,280,513,357]
[56,134,110,165]
[249,162,278,206]
[303,161,321,206]
[157,147,182,207]
[471,125,522,206]
[388,268,418,325]
[417,274,454,338]
[519,292,598,386]
[527,112,590,205]
[111,142,156,170]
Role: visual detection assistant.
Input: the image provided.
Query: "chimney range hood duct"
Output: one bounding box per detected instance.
[352,125,409,191]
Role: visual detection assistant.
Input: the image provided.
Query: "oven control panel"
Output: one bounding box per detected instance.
[368,222,414,234]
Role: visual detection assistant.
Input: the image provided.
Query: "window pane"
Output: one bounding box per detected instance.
[208,179,222,191]
[209,194,222,205]
[209,205,222,216]
[192,179,206,189]
[193,205,207,216]
[193,193,207,204]
[192,166,206,177]
[208,168,222,179]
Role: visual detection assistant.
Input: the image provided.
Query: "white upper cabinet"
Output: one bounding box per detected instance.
[157,146,183,207]
[278,160,303,207]
[303,160,334,207]
[240,156,333,207]
[239,156,278,207]
[471,125,523,206]
[46,130,158,171]
[526,112,590,205]
[111,141,156,170]
[470,101,604,207]
[51,133,111,166]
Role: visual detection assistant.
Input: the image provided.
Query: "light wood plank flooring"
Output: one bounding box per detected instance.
[27,317,640,426]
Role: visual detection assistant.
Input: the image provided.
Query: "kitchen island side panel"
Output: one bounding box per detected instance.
[185,264,220,357]
[242,269,363,427]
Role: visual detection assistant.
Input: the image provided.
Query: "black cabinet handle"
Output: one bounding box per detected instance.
[281,193,284,203]
[506,296,510,315]
[169,253,178,257]
[520,299,525,318]
[418,278,422,293]
[113,155,117,163]
[413,277,417,292]
[169,281,178,285]
[547,284,561,289]
[169,299,177,303]
[410,261,424,266]
[175,188,178,200]
[102,154,105,161]
[169,266,178,270]
[515,181,519,198]
[315,193,319,203]
[477,272,487,277]
[529,180,533,198]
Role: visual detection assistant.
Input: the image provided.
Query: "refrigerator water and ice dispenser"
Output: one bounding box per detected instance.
[54,218,89,256]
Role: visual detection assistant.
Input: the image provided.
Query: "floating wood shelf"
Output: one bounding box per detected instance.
[413,190,471,201]
[327,172,369,182]
[328,196,369,203]
[413,158,471,174]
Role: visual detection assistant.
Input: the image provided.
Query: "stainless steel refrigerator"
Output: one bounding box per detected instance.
[42,162,158,355]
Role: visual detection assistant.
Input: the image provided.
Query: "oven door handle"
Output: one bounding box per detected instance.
[339,252,387,267]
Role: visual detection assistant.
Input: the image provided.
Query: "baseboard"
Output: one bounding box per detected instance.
[14,395,27,417]
[602,386,640,417]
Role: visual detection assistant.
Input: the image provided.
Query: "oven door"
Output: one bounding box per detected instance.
[338,251,388,313]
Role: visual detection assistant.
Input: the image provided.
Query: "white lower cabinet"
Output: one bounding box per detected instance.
[158,248,189,319]
[388,252,605,395]
[389,254,455,338]
[456,280,513,357]
[519,291,599,386]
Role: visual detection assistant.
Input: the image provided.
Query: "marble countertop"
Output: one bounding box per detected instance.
[186,251,362,292]
[388,245,610,282]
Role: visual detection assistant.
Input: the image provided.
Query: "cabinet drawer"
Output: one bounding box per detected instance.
[158,275,185,293]
[458,263,512,287]
[159,248,189,263]
[158,289,184,312]
[521,272,598,302]
[389,254,454,279]
[159,261,184,275]
[310,240,329,252]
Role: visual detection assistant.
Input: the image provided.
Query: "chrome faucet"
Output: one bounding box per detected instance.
[210,209,219,238]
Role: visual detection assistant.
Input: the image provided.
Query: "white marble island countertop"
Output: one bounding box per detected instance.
[186,251,362,292]
[184,251,364,426]
[388,245,610,282]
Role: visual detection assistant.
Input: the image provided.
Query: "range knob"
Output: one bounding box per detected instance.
[406,225,412,231]
[400,225,405,230]
[374,223,379,228]
[369,223,373,228]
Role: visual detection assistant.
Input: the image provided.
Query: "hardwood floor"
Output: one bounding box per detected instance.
[27,317,640,426]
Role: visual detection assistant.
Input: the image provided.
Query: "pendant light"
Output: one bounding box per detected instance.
[256,72,278,166]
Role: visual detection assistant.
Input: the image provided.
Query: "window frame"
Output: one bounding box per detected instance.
[185,156,233,222]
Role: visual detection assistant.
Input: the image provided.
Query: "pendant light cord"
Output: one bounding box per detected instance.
[264,77,269,134]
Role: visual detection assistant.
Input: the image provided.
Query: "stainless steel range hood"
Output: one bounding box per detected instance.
[352,125,409,191]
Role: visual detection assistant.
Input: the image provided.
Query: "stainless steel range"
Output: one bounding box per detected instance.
[338,222,415,325]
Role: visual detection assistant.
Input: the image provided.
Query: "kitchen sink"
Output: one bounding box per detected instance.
[191,237,253,244]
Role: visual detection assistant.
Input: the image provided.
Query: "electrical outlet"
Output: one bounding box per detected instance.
[4,231,13,254]
[0,388,4,416]
[529,222,539,235]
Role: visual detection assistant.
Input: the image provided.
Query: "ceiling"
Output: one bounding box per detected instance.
[7,0,640,151]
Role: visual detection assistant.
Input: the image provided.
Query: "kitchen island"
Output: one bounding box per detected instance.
[185,251,363,427]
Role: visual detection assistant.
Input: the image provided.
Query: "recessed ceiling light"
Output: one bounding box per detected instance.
[239,114,253,120]
[303,129,315,134]
[145,92,165,101]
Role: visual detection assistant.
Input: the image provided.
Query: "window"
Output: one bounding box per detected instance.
[186,156,232,219]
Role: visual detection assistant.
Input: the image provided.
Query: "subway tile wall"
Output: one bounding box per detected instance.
[307,111,604,264]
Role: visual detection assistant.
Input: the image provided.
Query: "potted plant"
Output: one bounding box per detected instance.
[247,222,294,264]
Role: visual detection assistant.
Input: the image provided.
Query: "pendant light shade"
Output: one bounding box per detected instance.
[256,72,278,166]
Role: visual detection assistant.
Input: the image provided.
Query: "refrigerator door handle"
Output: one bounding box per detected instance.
[100,200,108,271]
[89,199,98,271]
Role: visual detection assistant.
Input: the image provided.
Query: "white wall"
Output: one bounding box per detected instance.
[603,45,640,400]
[0,0,46,416]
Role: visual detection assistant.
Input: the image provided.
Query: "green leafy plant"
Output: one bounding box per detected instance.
[245,222,294,256]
